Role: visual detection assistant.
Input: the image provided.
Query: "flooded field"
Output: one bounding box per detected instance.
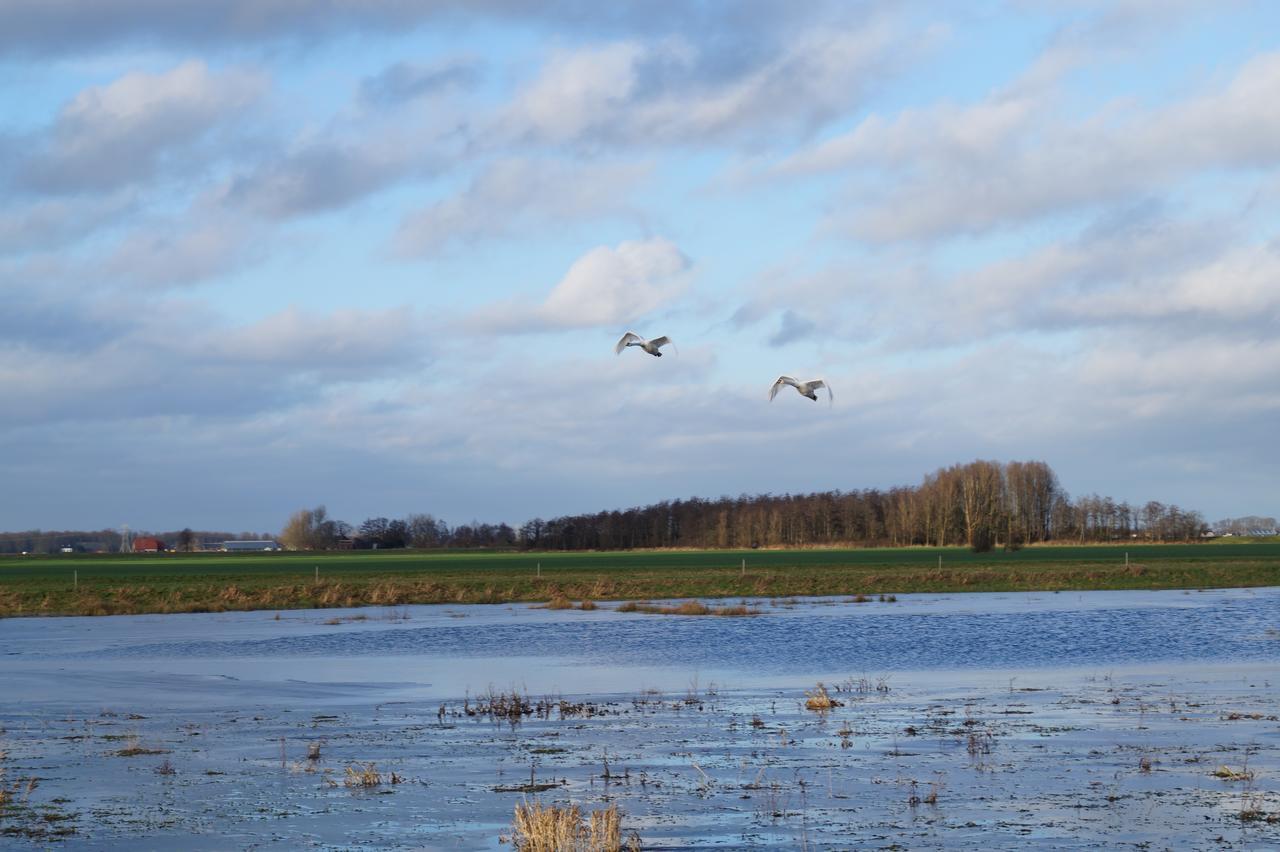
[2,588,1279,848]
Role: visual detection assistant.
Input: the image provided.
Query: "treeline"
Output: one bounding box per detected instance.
[278,506,516,551]
[0,529,273,555]
[519,460,1209,552]
[3,460,1218,557]
[274,459,1213,554]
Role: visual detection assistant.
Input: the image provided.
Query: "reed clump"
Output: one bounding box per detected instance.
[343,762,401,787]
[510,800,638,852]
[804,682,843,711]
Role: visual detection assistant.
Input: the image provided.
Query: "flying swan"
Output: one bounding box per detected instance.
[769,376,832,405]
[614,331,673,357]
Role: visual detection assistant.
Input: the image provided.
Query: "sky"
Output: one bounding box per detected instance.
[2,0,1278,533]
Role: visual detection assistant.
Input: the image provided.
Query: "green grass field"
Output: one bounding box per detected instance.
[2,542,1278,617]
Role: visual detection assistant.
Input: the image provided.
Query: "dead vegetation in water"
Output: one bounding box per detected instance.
[114,735,168,757]
[537,597,598,611]
[459,687,609,724]
[804,683,843,711]
[493,764,562,794]
[835,675,891,695]
[906,776,944,806]
[508,800,639,852]
[1212,764,1255,781]
[616,600,761,616]
[341,762,403,788]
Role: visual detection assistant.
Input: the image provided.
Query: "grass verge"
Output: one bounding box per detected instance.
[2,544,1278,617]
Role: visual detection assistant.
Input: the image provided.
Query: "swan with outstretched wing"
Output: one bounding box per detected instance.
[615,331,674,357]
[769,375,832,405]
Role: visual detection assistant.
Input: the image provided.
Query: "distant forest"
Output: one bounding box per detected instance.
[7,459,1259,556]
[280,459,1216,553]
[517,460,1211,552]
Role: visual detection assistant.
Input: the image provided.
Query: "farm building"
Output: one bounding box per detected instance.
[132,536,166,553]
[222,540,282,552]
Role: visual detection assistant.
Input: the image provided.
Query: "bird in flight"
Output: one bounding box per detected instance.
[769,376,832,405]
[615,331,674,357]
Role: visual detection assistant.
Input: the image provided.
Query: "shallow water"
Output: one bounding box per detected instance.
[2,588,1279,848]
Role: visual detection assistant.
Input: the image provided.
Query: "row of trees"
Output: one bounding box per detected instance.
[0,460,1227,556]
[278,506,517,551]
[516,460,1209,552]
[354,514,516,549]
[274,460,1212,554]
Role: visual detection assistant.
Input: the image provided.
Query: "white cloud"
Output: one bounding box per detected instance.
[470,237,691,332]
[196,305,421,375]
[228,139,426,219]
[18,59,267,194]
[0,193,136,254]
[501,18,900,148]
[395,158,650,256]
[0,299,425,429]
[783,50,1280,242]
[101,210,263,290]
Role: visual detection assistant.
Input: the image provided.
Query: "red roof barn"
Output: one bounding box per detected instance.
[133,536,166,553]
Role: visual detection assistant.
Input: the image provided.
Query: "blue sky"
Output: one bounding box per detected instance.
[2,0,1278,533]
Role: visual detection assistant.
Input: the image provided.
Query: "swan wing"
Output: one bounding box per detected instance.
[769,375,796,401]
[808,379,833,405]
[649,335,670,349]
[615,331,642,354]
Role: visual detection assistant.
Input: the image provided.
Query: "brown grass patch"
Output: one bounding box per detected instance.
[615,600,760,617]
[804,682,843,711]
[510,800,638,852]
[343,762,402,787]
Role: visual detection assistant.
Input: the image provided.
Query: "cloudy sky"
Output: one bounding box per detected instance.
[2,0,1278,533]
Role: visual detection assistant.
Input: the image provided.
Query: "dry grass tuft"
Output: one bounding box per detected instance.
[344,763,384,788]
[1212,765,1254,781]
[672,600,711,615]
[616,600,760,617]
[804,682,843,711]
[545,596,574,610]
[510,800,637,852]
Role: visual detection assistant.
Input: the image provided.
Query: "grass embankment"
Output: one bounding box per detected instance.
[1,543,1278,618]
